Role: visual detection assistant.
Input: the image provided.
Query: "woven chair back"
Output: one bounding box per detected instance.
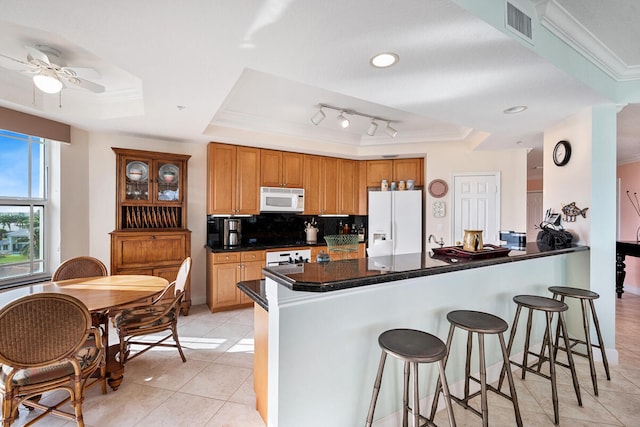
[0,293,92,367]
[174,257,192,294]
[52,256,108,281]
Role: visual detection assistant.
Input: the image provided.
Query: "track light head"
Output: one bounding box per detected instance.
[311,108,326,125]
[385,122,398,138]
[337,111,350,128]
[367,120,378,136]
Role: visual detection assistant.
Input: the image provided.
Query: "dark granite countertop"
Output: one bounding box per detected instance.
[237,280,267,311]
[262,243,589,293]
[206,241,365,253]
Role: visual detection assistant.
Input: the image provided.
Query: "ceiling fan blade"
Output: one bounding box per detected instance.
[0,52,35,71]
[25,45,52,66]
[62,75,105,93]
[61,66,101,80]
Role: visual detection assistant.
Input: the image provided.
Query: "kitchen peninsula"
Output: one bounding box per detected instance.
[240,244,590,427]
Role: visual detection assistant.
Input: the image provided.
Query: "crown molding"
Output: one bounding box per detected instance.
[535,0,640,82]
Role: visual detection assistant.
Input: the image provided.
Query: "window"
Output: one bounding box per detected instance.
[0,129,47,285]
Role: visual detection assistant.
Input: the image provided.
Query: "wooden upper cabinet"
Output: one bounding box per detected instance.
[365,160,393,187]
[322,157,339,214]
[393,158,424,186]
[365,158,424,187]
[207,142,260,215]
[303,154,323,215]
[260,149,303,188]
[112,148,190,230]
[339,159,358,214]
[236,146,261,214]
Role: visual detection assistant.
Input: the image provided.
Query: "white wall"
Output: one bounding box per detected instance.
[542,105,618,357]
[58,131,208,305]
[424,142,528,245]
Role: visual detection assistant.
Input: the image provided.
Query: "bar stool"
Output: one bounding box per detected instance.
[366,328,456,427]
[430,310,522,427]
[499,295,582,425]
[547,286,611,395]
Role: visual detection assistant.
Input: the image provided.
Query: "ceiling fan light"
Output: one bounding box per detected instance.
[311,108,326,125]
[385,122,398,138]
[337,111,350,128]
[33,73,63,94]
[367,120,378,136]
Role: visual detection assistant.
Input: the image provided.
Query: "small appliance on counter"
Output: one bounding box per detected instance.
[224,218,242,247]
[499,230,526,250]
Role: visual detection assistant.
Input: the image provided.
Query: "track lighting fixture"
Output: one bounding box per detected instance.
[337,111,350,128]
[367,120,378,136]
[385,122,398,138]
[310,108,326,125]
[310,103,398,138]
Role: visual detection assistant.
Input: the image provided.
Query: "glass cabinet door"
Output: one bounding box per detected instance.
[157,160,182,202]
[125,159,150,201]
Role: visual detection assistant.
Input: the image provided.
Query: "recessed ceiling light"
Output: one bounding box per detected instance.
[504,105,527,114]
[370,52,399,68]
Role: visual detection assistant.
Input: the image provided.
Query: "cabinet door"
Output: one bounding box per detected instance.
[240,260,265,304]
[121,156,151,203]
[236,146,261,214]
[112,232,188,270]
[393,158,424,186]
[156,159,184,204]
[303,155,322,215]
[322,157,339,214]
[212,262,241,307]
[281,152,304,187]
[339,159,358,214]
[366,160,393,187]
[260,149,283,187]
[208,143,237,214]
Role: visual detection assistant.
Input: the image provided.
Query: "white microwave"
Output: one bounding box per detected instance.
[260,187,305,212]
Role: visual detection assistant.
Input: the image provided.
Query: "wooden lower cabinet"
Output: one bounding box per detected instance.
[254,304,268,423]
[110,230,191,314]
[207,250,265,312]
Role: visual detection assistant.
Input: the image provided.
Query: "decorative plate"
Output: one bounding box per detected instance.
[126,161,148,181]
[159,164,179,184]
[428,179,448,198]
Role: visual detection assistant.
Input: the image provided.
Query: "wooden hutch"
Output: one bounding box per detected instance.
[110,147,192,314]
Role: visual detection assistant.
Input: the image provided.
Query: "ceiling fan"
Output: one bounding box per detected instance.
[0,44,105,94]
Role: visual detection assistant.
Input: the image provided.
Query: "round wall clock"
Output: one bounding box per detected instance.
[428,179,448,198]
[553,140,572,166]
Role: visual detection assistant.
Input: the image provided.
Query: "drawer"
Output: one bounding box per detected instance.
[242,251,266,262]
[213,252,241,264]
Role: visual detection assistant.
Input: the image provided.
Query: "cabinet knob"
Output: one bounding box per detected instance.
[150,235,156,240]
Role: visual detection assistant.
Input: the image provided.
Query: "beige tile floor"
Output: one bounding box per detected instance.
[8,294,640,426]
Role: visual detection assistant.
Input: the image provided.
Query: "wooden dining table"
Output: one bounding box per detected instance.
[0,274,168,390]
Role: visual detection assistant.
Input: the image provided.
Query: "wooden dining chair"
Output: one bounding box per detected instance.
[52,256,108,281]
[114,257,192,364]
[0,293,105,427]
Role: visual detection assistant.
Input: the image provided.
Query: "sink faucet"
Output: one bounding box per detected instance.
[428,234,445,248]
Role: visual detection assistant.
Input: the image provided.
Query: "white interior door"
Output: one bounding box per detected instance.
[452,173,500,245]
[527,191,543,242]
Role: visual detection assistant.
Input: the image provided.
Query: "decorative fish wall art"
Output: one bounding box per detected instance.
[561,202,589,222]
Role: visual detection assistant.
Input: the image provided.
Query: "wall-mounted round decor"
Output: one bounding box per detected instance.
[428,179,448,198]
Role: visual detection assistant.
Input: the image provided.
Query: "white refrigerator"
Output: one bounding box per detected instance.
[367,190,423,255]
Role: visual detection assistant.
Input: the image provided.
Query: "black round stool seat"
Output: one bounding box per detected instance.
[548,286,599,300]
[447,310,508,334]
[513,295,567,312]
[378,328,447,363]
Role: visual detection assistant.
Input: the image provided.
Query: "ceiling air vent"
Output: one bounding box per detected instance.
[506,2,533,42]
